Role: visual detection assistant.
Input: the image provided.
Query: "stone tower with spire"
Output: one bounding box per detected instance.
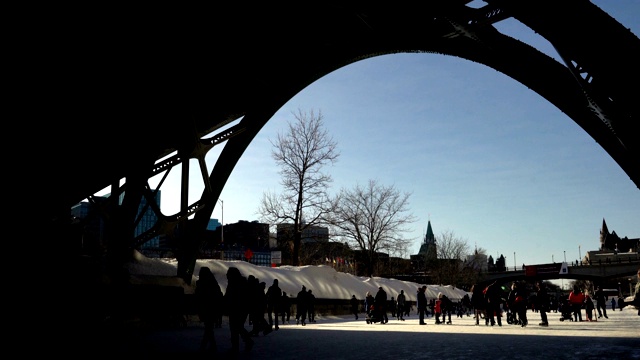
[418,220,437,261]
[599,218,639,253]
[599,218,609,250]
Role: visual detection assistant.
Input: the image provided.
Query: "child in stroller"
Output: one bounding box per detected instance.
[366,304,383,324]
[558,298,573,322]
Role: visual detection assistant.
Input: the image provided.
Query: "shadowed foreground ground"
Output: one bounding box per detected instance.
[80,307,640,359]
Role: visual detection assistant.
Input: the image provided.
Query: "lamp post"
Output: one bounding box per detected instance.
[552,254,554,263]
[579,245,581,264]
[514,252,516,271]
[219,199,224,259]
[564,250,566,263]
[219,199,224,244]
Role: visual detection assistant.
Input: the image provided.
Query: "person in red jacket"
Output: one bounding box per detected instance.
[434,296,442,324]
[568,286,585,322]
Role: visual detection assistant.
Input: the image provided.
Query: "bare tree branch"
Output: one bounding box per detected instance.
[430,230,470,286]
[330,179,416,276]
[258,109,339,265]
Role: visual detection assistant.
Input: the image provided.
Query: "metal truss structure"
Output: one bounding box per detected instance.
[39,1,639,283]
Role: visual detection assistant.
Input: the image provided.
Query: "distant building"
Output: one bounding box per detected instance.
[276,223,329,244]
[71,191,162,254]
[410,220,437,271]
[274,222,330,265]
[117,191,161,249]
[207,218,221,231]
[465,251,489,272]
[487,254,507,272]
[599,218,639,253]
[199,219,272,265]
[222,220,270,250]
[584,218,639,265]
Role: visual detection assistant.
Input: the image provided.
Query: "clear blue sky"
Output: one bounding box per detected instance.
[115,1,639,271]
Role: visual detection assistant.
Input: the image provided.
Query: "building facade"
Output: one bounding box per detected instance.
[410,220,437,272]
[71,191,162,255]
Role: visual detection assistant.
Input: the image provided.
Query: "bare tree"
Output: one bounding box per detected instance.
[258,109,339,266]
[569,279,594,294]
[431,230,470,286]
[459,246,487,288]
[330,179,416,277]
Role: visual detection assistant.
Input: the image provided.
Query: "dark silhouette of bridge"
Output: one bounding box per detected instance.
[38,1,640,286]
[26,2,640,355]
[483,260,639,285]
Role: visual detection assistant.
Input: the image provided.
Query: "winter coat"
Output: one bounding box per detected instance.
[440,295,453,312]
[224,268,249,317]
[536,286,550,312]
[397,292,406,308]
[417,289,427,311]
[471,285,485,310]
[195,270,223,322]
[350,296,360,312]
[569,291,585,307]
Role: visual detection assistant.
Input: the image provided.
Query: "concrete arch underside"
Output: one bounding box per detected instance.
[39,1,639,282]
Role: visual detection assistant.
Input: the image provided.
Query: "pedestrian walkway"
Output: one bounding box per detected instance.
[94,307,640,359]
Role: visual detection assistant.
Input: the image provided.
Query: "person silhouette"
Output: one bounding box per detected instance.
[307,289,316,323]
[224,267,254,354]
[417,286,427,325]
[364,291,375,319]
[296,285,308,325]
[350,295,360,320]
[536,281,550,326]
[594,286,608,319]
[396,290,406,321]
[568,286,585,322]
[374,287,389,324]
[195,266,223,354]
[266,279,282,330]
[280,292,291,324]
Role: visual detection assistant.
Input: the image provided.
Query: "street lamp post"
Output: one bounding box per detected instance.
[564,250,566,263]
[219,199,224,244]
[219,199,224,259]
[579,245,581,264]
[552,254,554,263]
[514,252,516,271]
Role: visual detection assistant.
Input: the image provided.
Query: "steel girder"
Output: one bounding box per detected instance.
[37,1,639,280]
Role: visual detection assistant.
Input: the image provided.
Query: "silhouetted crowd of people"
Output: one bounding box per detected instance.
[195,266,640,356]
[194,266,320,356]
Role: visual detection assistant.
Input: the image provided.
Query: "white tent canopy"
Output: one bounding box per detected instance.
[126,251,472,303]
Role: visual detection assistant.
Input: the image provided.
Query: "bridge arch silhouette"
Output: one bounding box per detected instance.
[38,2,638,283]
[30,3,639,354]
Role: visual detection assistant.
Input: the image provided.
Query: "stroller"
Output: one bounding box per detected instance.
[366,304,383,324]
[558,301,573,322]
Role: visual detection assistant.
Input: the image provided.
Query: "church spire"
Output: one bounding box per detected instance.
[600,218,610,250]
[424,220,435,244]
[601,218,609,236]
[418,219,438,261]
